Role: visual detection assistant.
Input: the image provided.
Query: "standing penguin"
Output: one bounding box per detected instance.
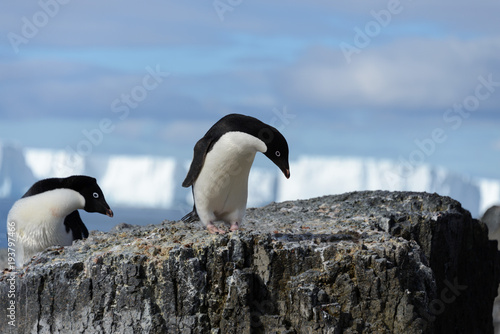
[7,175,113,267]
[182,113,290,234]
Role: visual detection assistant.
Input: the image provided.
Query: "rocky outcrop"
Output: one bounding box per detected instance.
[483,205,500,242]
[1,191,499,333]
[482,205,500,332]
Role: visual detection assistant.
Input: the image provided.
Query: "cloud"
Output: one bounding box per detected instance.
[277,37,500,113]
[1,1,222,48]
[0,59,136,118]
[494,139,500,151]
[2,0,498,51]
[1,1,499,124]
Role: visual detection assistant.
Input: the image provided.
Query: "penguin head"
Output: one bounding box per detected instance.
[65,176,114,217]
[259,126,291,179]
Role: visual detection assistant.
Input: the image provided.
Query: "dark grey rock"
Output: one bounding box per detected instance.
[110,222,136,232]
[1,191,498,333]
[483,205,500,242]
[481,205,500,332]
[0,248,7,271]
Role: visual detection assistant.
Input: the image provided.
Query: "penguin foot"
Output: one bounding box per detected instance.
[207,223,226,234]
[230,222,239,232]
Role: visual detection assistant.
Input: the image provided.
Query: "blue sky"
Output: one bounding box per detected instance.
[1,1,499,178]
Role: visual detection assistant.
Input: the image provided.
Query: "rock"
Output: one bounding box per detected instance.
[0,248,7,271]
[1,191,499,333]
[483,205,500,242]
[481,205,500,332]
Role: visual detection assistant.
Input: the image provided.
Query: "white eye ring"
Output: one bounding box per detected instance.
[93,192,99,198]
[275,151,281,157]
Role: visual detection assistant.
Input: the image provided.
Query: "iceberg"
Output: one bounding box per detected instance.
[23,148,177,209]
[277,156,500,217]
[0,143,499,218]
[0,143,36,198]
[99,155,176,208]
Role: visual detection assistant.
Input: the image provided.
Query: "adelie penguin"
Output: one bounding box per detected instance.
[182,113,290,234]
[7,175,113,267]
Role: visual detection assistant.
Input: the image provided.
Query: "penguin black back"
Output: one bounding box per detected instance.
[23,175,113,216]
[23,176,98,198]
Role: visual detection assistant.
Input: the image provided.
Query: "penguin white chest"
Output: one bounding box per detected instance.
[193,132,266,224]
[7,188,85,266]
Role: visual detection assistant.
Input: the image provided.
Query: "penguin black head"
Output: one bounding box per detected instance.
[214,114,291,178]
[258,125,291,179]
[63,176,114,217]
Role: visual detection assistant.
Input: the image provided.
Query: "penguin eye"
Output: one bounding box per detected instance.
[93,192,99,199]
[275,151,281,157]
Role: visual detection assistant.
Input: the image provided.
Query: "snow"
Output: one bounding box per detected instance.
[23,148,177,209]
[99,155,176,208]
[276,156,444,201]
[24,149,85,178]
[248,167,276,208]
[1,143,500,217]
[277,156,500,217]
[478,178,500,214]
[277,156,364,201]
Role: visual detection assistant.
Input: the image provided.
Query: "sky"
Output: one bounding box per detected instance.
[0,1,499,179]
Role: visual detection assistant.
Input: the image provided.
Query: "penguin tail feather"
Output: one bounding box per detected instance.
[181,210,199,223]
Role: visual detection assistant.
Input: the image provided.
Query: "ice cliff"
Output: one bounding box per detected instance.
[1,143,499,218]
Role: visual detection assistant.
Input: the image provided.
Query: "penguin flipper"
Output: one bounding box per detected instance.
[181,207,200,223]
[182,136,215,187]
[64,210,89,240]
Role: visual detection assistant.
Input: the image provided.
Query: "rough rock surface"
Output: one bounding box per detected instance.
[482,205,500,332]
[483,205,500,242]
[1,191,499,334]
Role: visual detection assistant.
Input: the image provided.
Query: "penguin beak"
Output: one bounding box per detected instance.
[106,209,114,217]
[283,168,290,179]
